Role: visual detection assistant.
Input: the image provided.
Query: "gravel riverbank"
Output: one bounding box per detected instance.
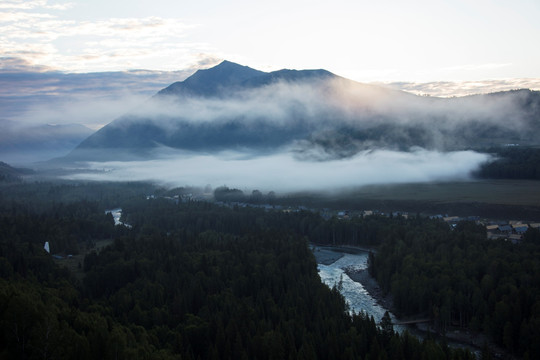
[344,267,395,312]
[312,247,345,265]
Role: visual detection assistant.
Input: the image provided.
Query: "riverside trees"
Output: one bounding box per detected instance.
[368,220,540,358]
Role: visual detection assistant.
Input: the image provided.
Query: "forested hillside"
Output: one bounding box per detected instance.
[368,219,540,358]
[0,181,476,359]
[475,147,540,180]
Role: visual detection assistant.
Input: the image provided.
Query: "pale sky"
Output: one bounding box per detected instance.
[2,0,540,83]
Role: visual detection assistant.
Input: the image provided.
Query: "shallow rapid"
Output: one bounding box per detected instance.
[316,250,402,330]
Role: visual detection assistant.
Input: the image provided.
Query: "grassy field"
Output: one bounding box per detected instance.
[348,180,540,206]
[284,179,540,220]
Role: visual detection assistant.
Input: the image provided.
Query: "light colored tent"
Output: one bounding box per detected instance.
[44,241,50,253]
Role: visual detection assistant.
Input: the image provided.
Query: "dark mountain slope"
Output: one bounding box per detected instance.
[69,61,350,160]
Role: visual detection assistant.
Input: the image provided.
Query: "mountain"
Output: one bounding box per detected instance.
[0,161,34,181]
[67,61,540,162]
[157,60,266,97]
[0,120,94,164]
[1,121,94,163]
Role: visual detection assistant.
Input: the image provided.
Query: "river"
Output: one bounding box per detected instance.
[105,208,132,228]
[315,247,405,332]
[315,246,481,357]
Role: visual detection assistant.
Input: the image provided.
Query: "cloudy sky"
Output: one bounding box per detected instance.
[2,0,540,80]
[1,0,540,129]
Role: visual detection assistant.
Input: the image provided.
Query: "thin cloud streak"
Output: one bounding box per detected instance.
[0,1,73,11]
[385,78,540,97]
[442,63,512,72]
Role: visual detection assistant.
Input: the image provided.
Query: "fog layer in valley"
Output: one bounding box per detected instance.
[62,68,534,191]
[63,148,491,193]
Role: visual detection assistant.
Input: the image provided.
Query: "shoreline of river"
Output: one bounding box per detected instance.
[311,244,378,265]
[312,247,345,265]
[344,267,395,313]
[311,244,391,310]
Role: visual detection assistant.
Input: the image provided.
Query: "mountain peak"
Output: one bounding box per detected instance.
[157,60,341,98]
[212,59,246,69]
[158,60,266,97]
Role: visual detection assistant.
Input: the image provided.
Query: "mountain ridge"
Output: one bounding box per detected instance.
[1,120,94,164]
[157,60,267,97]
[66,61,540,162]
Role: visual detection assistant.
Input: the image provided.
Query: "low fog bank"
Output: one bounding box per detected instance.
[121,78,538,131]
[62,148,492,193]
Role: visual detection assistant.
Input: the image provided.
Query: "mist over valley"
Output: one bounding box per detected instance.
[41,60,537,193]
[2,60,539,195]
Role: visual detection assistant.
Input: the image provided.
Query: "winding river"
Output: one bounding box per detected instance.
[315,248,405,332]
[315,246,481,357]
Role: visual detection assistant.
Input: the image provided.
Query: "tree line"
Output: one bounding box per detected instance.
[368,219,540,358]
[474,147,540,180]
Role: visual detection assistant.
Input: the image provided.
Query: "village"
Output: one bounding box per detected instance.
[337,210,540,244]
[153,191,540,244]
